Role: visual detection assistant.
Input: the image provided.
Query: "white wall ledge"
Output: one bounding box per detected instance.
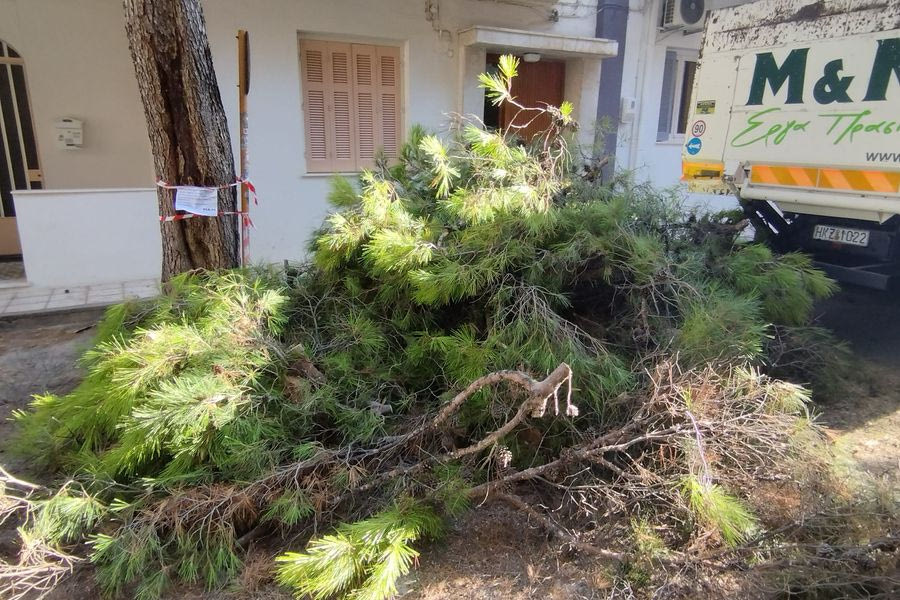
[14,187,156,195]
[458,26,618,59]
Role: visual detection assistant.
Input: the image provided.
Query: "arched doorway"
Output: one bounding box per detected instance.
[0,39,41,282]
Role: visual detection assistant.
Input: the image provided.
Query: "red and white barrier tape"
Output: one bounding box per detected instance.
[155,177,258,205]
[159,211,253,225]
[155,177,258,266]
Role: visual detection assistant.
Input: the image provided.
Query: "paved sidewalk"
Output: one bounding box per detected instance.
[0,279,159,317]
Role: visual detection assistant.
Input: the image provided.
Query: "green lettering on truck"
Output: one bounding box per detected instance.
[746,49,809,105]
[863,38,900,101]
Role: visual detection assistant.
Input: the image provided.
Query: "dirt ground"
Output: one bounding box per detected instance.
[0,286,897,599]
[815,287,900,483]
[0,309,103,475]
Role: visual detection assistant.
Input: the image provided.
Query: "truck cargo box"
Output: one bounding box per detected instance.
[682,0,900,288]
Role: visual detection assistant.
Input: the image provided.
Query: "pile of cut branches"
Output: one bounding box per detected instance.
[3,56,894,600]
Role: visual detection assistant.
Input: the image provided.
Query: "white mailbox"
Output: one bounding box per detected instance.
[54,117,83,150]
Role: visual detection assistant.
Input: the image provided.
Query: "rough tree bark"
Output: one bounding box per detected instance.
[123,0,239,280]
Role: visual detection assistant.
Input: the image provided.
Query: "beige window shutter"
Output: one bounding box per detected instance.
[299,39,332,172]
[328,42,357,172]
[352,44,378,170]
[301,39,400,173]
[376,46,401,160]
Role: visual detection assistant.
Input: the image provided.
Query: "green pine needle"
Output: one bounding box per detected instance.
[682,476,758,546]
[276,501,442,600]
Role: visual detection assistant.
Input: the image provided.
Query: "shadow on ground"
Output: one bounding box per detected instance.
[818,285,900,366]
[814,285,900,479]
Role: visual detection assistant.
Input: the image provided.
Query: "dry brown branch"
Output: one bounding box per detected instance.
[0,470,80,600]
[0,549,80,600]
[467,425,686,500]
[0,467,44,493]
[492,492,625,561]
[491,492,710,575]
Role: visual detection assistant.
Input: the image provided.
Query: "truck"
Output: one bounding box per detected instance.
[681,0,900,289]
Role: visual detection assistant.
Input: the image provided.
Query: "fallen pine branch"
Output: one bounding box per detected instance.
[240,363,576,547]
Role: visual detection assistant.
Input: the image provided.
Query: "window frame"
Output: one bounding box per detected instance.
[298,36,404,174]
[656,47,699,144]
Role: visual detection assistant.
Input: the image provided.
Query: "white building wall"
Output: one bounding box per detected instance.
[616,0,742,213]
[0,0,153,189]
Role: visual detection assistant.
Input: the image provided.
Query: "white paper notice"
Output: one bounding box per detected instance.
[175,186,219,216]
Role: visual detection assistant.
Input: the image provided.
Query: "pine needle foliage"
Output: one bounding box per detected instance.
[11,271,295,596]
[674,285,767,367]
[275,501,442,600]
[29,486,108,545]
[765,324,856,403]
[681,476,758,546]
[3,56,841,599]
[14,270,293,483]
[723,244,837,326]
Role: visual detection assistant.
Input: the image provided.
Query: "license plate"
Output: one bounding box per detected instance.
[812,224,870,247]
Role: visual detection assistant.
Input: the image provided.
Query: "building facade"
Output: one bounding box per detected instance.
[0,0,745,289]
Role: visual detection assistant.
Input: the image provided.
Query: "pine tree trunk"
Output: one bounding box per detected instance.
[123,0,239,280]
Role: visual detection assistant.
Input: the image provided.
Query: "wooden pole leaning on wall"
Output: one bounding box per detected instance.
[237,29,250,267]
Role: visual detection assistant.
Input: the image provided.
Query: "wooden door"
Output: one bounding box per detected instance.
[0,40,42,256]
[492,55,565,142]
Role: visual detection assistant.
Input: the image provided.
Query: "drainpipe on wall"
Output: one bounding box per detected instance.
[594,0,630,177]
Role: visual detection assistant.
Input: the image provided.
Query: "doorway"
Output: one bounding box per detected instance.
[0,39,41,282]
[484,53,565,141]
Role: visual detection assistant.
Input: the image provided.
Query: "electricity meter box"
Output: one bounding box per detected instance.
[54,118,83,150]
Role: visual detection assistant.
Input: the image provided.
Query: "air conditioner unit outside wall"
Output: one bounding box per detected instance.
[661,0,750,31]
[661,0,708,30]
